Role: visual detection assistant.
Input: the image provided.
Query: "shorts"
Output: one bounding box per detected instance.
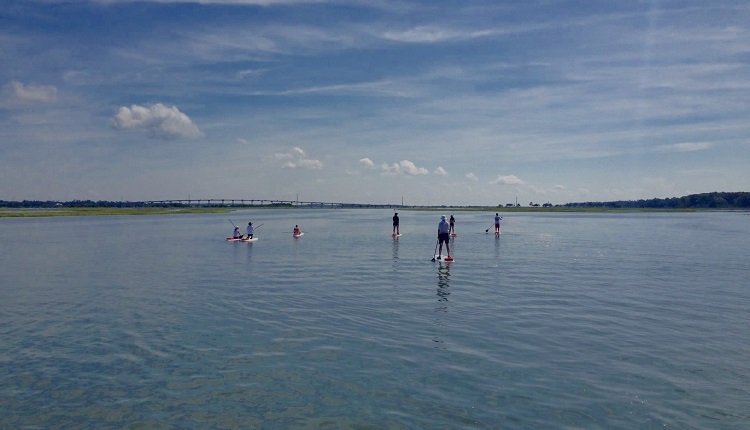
[438,232,450,244]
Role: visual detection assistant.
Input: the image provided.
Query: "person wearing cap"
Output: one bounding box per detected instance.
[245,221,254,240]
[437,215,451,259]
[233,226,241,239]
[392,212,400,235]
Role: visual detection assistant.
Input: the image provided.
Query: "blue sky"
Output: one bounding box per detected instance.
[1,0,748,206]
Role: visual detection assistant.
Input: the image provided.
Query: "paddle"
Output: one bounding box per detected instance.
[430,238,439,262]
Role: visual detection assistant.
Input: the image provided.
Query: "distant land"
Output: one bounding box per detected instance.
[559,191,750,209]
[1,192,749,212]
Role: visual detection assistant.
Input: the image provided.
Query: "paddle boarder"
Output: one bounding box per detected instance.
[293,225,302,236]
[494,213,502,235]
[245,222,254,240]
[233,226,241,239]
[449,214,455,235]
[392,212,400,235]
[437,215,451,260]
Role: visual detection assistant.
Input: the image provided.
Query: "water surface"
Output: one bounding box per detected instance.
[1,210,748,428]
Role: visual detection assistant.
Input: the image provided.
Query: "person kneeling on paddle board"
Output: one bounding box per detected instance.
[245,222,254,240]
[437,215,451,260]
[233,226,242,239]
[293,225,301,236]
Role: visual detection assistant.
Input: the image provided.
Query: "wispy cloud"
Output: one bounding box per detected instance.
[1,81,58,108]
[111,103,203,140]
[434,166,447,175]
[381,26,496,43]
[465,172,478,181]
[654,142,715,153]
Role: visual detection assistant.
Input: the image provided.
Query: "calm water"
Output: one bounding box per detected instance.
[1,209,748,429]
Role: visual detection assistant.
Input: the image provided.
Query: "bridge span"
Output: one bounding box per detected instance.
[144,199,400,209]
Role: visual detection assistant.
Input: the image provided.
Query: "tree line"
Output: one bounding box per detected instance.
[2,192,749,209]
[562,192,750,209]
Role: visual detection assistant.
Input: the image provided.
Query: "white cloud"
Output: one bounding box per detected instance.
[489,174,525,185]
[654,142,715,152]
[465,172,479,181]
[434,166,447,175]
[359,157,375,167]
[552,184,568,191]
[381,160,429,176]
[1,80,58,107]
[275,146,323,169]
[382,26,495,44]
[111,103,202,140]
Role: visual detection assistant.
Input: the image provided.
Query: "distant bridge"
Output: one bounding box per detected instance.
[144,199,401,209]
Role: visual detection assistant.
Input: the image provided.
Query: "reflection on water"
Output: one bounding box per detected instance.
[435,264,451,305]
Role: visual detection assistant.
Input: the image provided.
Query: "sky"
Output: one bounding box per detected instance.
[1,0,749,206]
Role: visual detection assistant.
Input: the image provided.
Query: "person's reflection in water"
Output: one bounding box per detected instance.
[391,238,399,273]
[433,263,451,348]
[435,263,451,307]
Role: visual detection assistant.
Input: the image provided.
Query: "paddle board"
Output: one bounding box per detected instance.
[392,233,402,237]
[433,255,455,262]
[241,237,259,242]
[450,233,458,237]
[293,232,304,238]
[226,237,243,242]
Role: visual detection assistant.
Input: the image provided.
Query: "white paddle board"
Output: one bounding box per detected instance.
[293,232,304,238]
[433,255,455,262]
[241,237,259,242]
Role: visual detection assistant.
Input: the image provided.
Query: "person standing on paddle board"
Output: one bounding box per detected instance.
[245,222,254,240]
[437,215,451,260]
[494,213,502,235]
[449,215,455,235]
[392,212,400,235]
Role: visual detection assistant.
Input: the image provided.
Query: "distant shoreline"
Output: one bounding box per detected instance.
[0,206,744,218]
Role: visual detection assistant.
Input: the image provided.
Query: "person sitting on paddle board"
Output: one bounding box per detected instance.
[293,225,301,236]
[392,212,400,235]
[245,222,254,240]
[233,226,241,239]
[449,214,455,235]
[437,215,451,260]
[494,213,502,235]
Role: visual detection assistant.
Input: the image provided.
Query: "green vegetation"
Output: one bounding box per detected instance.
[1,192,748,217]
[561,192,750,210]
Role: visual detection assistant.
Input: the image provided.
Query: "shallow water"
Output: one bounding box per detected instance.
[1,209,748,428]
